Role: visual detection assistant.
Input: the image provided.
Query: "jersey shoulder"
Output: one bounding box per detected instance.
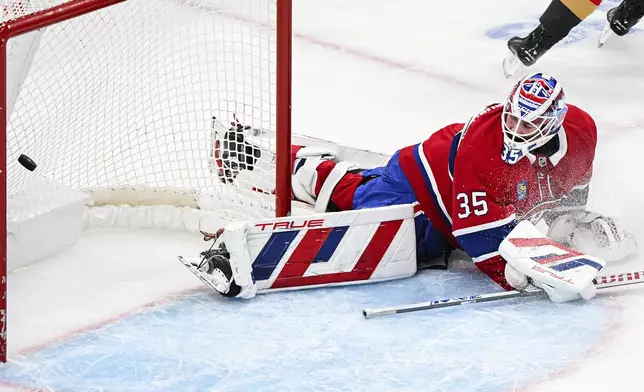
[455,104,505,168]
[563,104,598,149]
[558,104,597,170]
[451,105,514,194]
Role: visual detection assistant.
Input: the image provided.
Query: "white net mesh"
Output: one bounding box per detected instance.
[1,0,69,22]
[5,0,281,221]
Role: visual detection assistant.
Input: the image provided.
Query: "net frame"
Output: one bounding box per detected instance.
[0,0,292,362]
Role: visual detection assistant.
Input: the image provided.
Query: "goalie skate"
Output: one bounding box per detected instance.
[178,254,241,297]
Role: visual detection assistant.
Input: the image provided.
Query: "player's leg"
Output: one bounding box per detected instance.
[351,153,453,268]
[290,145,367,212]
[292,147,454,266]
[503,0,600,76]
[599,0,644,44]
[187,151,454,298]
[186,151,419,298]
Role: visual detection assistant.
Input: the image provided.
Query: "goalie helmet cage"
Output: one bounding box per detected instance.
[0,0,293,362]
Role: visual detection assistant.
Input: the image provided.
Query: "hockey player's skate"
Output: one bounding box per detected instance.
[502,24,557,78]
[598,0,644,47]
[178,242,242,297]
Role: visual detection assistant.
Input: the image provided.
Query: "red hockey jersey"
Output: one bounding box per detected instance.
[398,104,597,289]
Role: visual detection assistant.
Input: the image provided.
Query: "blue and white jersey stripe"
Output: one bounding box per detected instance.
[413,143,452,227]
[453,215,517,259]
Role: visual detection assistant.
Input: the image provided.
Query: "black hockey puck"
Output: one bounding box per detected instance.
[18,154,37,171]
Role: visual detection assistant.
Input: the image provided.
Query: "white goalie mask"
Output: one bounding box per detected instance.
[501,73,568,164]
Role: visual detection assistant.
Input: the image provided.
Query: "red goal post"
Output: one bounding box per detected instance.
[0,0,292,362]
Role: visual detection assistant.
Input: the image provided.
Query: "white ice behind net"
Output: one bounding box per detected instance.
[5,0,279,221]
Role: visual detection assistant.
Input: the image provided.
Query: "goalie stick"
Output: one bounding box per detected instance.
[362,270,644,319]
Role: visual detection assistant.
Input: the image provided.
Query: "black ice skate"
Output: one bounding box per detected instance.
[502,24,558,78]
[178,243,242,297]
[599,0,644,47]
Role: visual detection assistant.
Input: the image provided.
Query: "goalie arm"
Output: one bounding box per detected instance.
[539,182,589,224]
[532,165,592,225]
[450,155,519,291]
[533,169,636,263]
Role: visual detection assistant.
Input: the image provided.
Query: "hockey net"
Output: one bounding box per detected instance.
[1,0,292,361]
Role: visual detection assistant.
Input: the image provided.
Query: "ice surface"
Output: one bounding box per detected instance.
[2,0,644,390]
[0,254,622,392]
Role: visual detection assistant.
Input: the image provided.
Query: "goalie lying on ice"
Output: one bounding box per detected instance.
[189,72,636,303]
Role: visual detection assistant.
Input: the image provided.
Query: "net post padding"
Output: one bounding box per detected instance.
[82,186,228,232]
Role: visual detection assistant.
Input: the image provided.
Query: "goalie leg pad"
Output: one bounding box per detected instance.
[213,204,418,298]
[292,146,365,212]
[313,161,365,213]
[218,221,257,299]
[291,146,338,206]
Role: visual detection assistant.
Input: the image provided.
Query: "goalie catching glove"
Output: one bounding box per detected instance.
[546,211,636,263]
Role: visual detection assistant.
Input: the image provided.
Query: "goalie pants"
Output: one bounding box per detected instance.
[330,151,452,265]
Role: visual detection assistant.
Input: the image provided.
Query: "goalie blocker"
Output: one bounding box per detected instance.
[500,220,606,303]
[183,204,418,298]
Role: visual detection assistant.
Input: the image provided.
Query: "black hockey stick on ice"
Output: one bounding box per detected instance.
[362,270,644,319]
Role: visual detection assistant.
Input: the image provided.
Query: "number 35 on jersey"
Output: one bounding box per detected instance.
[456,192,488,219]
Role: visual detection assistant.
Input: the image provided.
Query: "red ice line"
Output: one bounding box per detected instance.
[16,287,205,357]
[194,1,487,91]
[0,287,206,390]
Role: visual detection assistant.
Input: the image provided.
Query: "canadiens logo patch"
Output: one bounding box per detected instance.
[517,180,528,201]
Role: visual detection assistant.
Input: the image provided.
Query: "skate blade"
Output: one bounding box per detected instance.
[502,51,525,79]
[178,255,223,293]
[598,23,614,47]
